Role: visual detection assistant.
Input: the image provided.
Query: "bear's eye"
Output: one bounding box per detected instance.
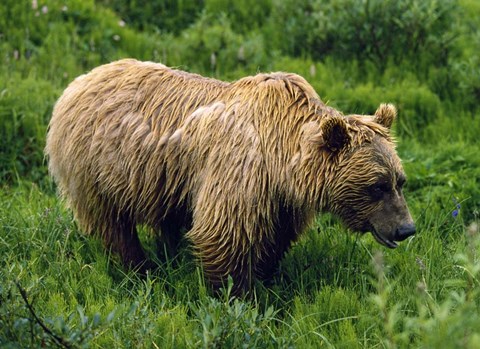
[369,180,391,200]
[397,175,406,190]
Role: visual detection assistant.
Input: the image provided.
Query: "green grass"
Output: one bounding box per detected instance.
[1,0,480,347]
[1,143,479,348]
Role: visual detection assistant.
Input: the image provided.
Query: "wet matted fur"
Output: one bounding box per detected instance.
[46,59,414,294]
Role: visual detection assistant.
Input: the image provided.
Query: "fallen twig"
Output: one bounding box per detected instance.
[15,281,74,349]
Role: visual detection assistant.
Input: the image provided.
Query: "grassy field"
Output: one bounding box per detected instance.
[1,1,480,348]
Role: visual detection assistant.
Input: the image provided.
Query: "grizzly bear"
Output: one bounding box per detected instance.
[46,59,415,294]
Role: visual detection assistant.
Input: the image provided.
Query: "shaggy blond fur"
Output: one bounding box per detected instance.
[46,59,400,293]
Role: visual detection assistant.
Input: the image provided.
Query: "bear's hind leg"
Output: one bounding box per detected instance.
[156,215,187,261]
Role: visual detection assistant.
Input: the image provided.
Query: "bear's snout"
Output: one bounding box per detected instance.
[394,223,416,242]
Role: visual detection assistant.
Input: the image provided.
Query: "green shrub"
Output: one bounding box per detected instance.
[450,57,480,110]
[0,75,57,183]
[267,0,457,72]
[97,0,204,34]
[163,12,270,75]
[190,282,286,348]
[204,0,273,34]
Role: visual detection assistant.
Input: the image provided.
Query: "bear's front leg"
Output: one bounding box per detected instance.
[185,138,269,295]
[186,223,257,295]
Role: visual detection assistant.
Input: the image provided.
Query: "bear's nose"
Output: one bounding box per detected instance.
[395,223,416,241]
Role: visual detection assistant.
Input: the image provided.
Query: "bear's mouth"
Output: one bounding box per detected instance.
[371,229,398,249]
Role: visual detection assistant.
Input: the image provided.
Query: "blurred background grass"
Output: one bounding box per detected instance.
[1,0,479,347]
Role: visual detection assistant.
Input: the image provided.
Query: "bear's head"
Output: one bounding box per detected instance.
[315,103,415,248]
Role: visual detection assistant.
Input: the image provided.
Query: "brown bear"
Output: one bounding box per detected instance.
[46,59,415,294]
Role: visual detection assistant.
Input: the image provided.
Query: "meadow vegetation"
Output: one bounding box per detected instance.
[1,0,479,347]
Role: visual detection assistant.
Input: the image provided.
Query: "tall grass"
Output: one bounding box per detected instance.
[1,171,479,347]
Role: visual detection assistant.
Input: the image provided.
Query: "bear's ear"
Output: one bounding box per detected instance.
[374,103,397,129]
[319,116,351,152]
